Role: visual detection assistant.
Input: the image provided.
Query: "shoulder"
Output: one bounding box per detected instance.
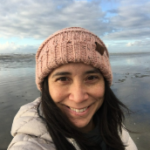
[8,97,54,150]
[7,133,56,150]
[120,127,138,150]
[14,97,41,117]
[10,97,43,137]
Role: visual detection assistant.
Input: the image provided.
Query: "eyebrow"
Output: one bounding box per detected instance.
[52,68,101,78]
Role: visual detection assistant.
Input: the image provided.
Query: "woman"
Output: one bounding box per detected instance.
[8,27,138,150]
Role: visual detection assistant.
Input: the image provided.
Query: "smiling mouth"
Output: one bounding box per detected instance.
[66,105,90,113]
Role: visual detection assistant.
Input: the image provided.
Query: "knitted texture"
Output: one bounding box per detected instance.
[35,27,112,92]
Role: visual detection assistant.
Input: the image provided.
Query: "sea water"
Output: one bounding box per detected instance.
[0,53,150,150]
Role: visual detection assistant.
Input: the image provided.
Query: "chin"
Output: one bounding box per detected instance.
[71,120,93,133]
[74,122,87,128]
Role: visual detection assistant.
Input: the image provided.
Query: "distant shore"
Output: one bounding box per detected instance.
[0,51,150,57]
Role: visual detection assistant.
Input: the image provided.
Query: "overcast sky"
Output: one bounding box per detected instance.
[0,0,150,54]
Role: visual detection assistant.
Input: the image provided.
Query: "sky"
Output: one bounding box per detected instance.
[0,0,150,54]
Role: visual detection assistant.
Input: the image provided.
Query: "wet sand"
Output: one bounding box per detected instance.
[0,53,150,150]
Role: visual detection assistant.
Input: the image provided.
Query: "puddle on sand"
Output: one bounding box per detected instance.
[0,53,150,150]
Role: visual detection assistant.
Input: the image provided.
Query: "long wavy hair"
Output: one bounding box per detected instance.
[38,74,131,150]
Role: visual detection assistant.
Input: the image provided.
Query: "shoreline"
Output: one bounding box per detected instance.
[0,53,150,150]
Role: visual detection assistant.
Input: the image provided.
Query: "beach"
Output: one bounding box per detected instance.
[0,53,150,150]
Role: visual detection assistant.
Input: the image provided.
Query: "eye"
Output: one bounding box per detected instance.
[87,76,99,81]
[56,77,69,82]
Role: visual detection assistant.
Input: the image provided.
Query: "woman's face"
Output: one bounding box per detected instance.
[48,62,105,133]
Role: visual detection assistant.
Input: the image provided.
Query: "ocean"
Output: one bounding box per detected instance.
[0,52,150,150]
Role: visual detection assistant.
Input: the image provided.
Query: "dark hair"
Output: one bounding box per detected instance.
[39,75,130,150]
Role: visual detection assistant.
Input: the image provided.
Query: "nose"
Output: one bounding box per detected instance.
[68,82,89,103]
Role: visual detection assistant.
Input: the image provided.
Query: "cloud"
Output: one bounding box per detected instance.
[0,0,150,53]
[127,39,150,47]
[0,0,111,39]
[1,0,149,41]
[103,28,150,40]
[0,42,37,54]
[103,0,150,41]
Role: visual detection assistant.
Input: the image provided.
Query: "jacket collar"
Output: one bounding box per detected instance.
[11,97,80,149]
[11,97,52,142]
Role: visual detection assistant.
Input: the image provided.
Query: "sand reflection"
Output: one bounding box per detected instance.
[0,53,150,150]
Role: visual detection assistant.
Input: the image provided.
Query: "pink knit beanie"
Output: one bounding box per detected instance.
[35,27,112,92]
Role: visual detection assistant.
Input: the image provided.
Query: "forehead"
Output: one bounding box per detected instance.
[55,62,94,70]
[49,62,101,77]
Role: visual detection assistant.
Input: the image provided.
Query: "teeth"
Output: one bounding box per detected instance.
[70,107,88,113]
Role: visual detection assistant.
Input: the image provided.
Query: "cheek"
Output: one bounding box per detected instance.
[49,85,65,103]
[92,82,105,110]
[92,83,105,99]
[94,88,105,111]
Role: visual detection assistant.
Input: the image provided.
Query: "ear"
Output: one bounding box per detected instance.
[95,42,105,55]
